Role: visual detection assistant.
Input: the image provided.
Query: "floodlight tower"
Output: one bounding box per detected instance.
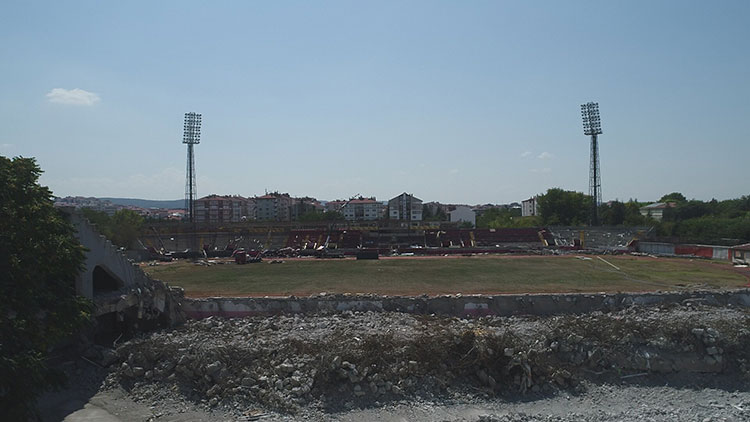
[581,102,602,226]
[183,112,201,223]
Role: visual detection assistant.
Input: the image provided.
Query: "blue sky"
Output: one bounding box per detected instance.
[2,1,748,204]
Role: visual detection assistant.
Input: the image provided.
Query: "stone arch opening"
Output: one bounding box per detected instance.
[92,265,122,295]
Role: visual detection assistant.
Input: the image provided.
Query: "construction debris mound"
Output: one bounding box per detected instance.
[95,304,750,418]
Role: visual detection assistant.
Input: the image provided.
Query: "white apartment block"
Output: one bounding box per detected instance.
[341,198,385,221]
[521,197,537,217]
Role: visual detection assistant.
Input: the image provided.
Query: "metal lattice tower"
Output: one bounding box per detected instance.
[183,112,201,223]
[581,102,602,225]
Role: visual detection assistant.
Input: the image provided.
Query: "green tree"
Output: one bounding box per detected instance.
[422,205,434,221]
[476,208,512,228]
[599,201,626,225]
[298,210,344,222]
[659,192,686,203]
[110,209,145,249]
[476,207,537,228]
[422,205,448,222]
[649,194,750,243]
[715,196,750,218]
[79,208,144,249]
[433,207,448,221]
[0,156,92,420]
[537,188,592,226]
[514,215,543,227]
[674,200,712,221]
[623,200,649,226]
[79,208,113,238]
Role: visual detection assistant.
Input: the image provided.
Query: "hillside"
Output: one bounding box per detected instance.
[100,197,184,209]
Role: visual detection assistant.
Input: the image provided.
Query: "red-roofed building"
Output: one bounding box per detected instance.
[195,194,253,223]
[325,200,347,213]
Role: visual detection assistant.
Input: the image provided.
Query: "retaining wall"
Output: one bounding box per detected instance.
[183,289,750,319]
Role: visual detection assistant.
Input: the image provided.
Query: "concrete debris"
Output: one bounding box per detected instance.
[85,304,750,416]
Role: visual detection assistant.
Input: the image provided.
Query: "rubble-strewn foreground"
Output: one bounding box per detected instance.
[75,304,750,421]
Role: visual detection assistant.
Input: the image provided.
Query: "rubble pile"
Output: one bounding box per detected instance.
[93,305,750,415]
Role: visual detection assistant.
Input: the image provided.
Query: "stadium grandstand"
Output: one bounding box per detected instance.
[141,225,559,257]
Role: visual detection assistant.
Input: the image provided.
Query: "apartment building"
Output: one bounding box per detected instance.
[341,197,385,221]
[194,195,252,223]
[521,197,538,217]
[388,192,423,221]
[255,192,295,221]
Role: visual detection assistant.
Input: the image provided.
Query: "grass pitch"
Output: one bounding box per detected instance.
[142,255,749,298]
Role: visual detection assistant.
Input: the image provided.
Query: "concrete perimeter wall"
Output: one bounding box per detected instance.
[638,241,731,261]
[183,289,750,319]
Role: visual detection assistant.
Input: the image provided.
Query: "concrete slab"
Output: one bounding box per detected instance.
[62,403,122,422]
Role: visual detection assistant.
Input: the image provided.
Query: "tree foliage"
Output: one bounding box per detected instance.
[475,207,539,228]
[538,190,655,227]
[507,186,748,241]
[422,205,448,222]
[653,194,750,242]
[597,200,650,226]
[298,210,345,222]
[0,156,92,420]
[80,208,144,249]
[598,201,626,225]
[659,192,687,203]
[537,188,592,226]
[625,201,650,226]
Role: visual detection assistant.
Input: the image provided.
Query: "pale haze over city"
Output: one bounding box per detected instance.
[1,1,748,204]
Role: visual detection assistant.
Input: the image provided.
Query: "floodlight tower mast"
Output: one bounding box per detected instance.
[183,112,201,223]
[581,102,602,226]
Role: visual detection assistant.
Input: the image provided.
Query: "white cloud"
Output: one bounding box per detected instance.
[46,88,100,106]
[449,168,460,174]
[537,151,553,159]
[0,143,14,153]
[520,151,532,158]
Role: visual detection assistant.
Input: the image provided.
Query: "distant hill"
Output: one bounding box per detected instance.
[100,198,184,209]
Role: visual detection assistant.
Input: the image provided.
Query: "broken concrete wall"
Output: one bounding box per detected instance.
[68,211,185,327]
[549,226,649,250]
[182,289,750,319]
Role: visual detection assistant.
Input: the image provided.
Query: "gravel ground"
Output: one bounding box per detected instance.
[41,378,750,421]
[39,304,750,421]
